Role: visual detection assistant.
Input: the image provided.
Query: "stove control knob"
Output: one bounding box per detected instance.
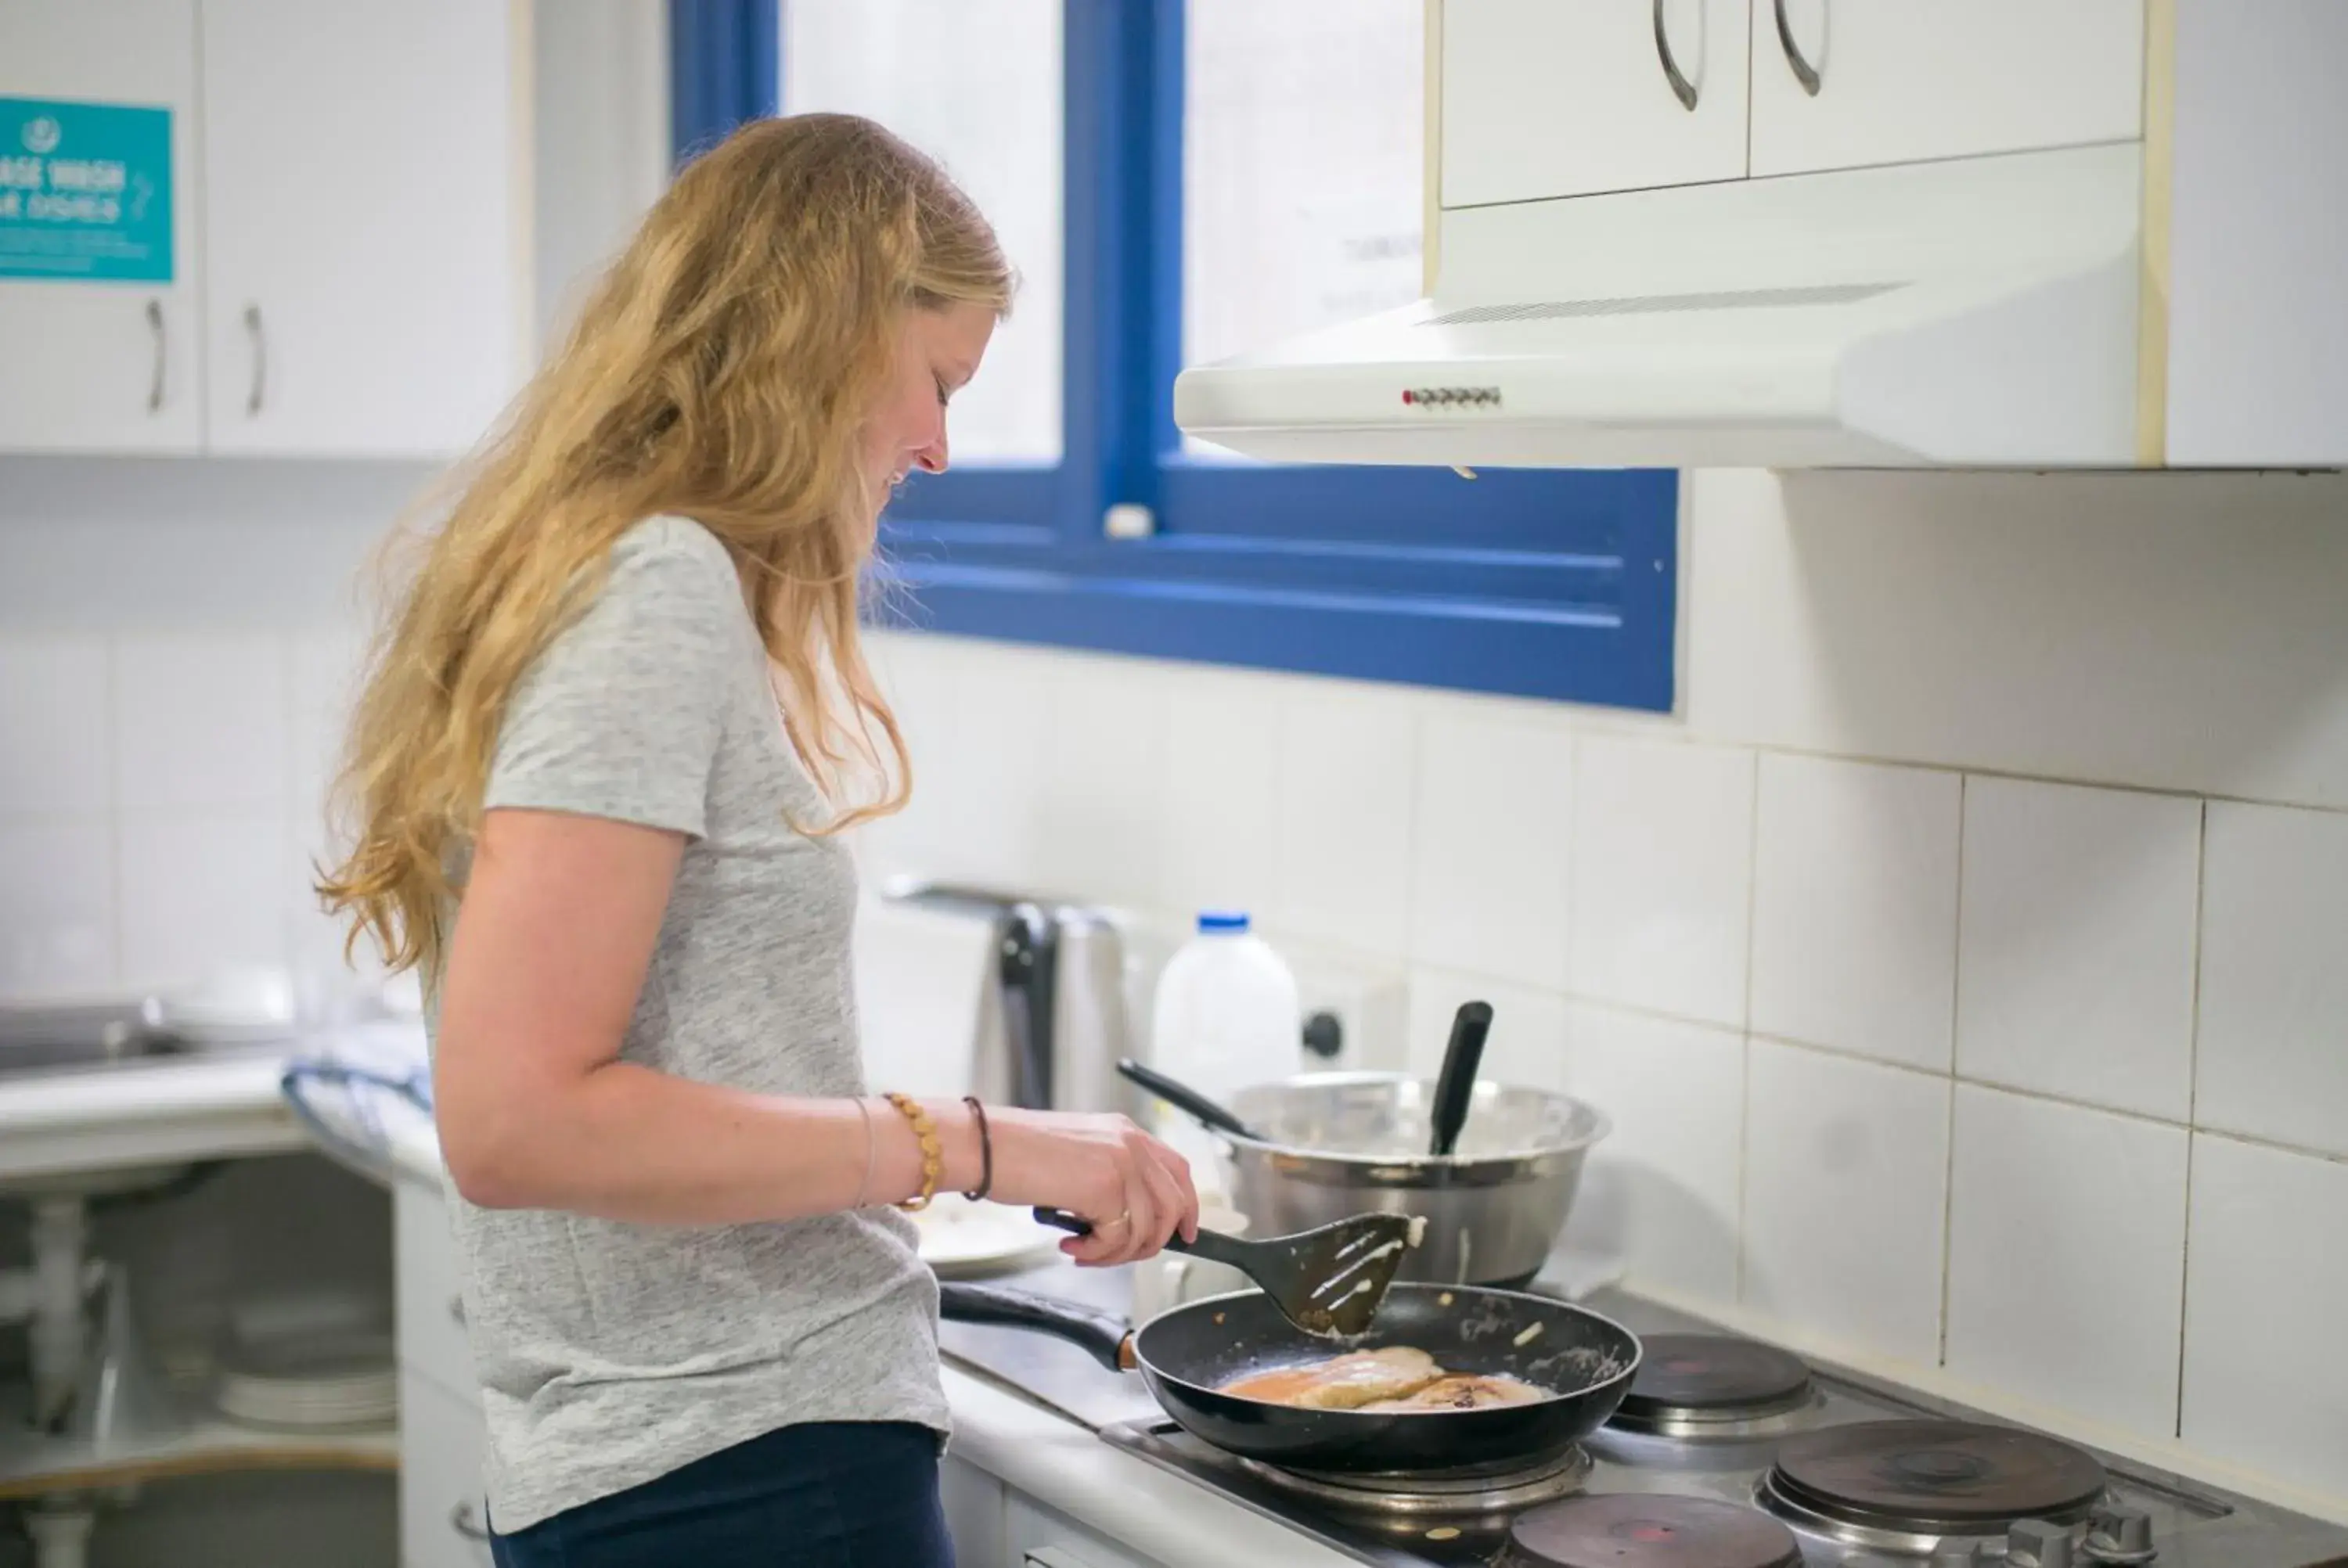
[2085,1505,2158,1564]
[2008,1519,2075,1568]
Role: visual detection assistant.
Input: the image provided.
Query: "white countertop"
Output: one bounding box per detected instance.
[0,1045,306,1183]
[940,1365,1359,1568]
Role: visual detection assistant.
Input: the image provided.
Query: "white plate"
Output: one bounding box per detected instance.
[214,1329,397,1429]
[906,1194,1061,1277]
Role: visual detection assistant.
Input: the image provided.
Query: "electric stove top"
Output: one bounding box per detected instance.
[1075,1291,2348,1568]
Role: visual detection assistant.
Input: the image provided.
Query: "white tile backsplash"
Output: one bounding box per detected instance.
[1955,778,2201,1121]
[1159,669,1284,926]
[1682,468,2348,811]
[857,630,960,885]
[114,633,290,812]
[2195,803,2348,1160]
[1751,755,1961,1071]
[1037,658,1167,910]
[0,636,110,814]
[9,462,2348,1512]
[1408,713,1572,990]
[288,624,367,847]
[1944,1084,2188,1439]
[2181,1134,2348,1498]
[920,638,1053,891]
[1406,966,1571,1087]
[1568,735,1754,1027]
[119,811,292,991]
[1741,1040,1950,1366]
[1554,1002,1745,1302]
[0,819,114,998]
[1277,687,1417,956]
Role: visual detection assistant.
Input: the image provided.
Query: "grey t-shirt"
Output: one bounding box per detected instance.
[426,513,946,1533]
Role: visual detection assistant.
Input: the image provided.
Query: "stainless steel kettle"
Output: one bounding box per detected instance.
[880,881,1134,1117]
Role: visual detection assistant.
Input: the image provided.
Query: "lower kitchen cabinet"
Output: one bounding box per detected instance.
[399,1369,494,1568]
[394,1181,477,1396]
[942,1455,1011,1567]
[1005,1493,1163,1568]
[948,1469,1165,1568]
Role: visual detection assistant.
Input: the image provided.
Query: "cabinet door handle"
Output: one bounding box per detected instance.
[1773,0,1824,95]
[145,299,167,412]
[450,1500,492,1542]
[1653,0,1699,111]
[242,304,268,415]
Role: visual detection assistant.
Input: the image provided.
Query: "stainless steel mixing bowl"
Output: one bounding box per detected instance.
[1213,1071,1610,1287]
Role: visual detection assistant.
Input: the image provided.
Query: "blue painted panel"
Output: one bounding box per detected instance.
[670,0,779,166]
[725,1,1681,712]
[873,565,1674,710]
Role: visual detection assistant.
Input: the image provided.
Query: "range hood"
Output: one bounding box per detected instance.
[1174,142,2146,470]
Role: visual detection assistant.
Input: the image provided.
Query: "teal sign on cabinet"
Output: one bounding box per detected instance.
[0,96,173,283]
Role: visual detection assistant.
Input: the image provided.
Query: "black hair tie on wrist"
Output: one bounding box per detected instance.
[960,1096,992,1202]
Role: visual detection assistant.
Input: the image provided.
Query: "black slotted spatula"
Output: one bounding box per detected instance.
[1032,1208,1418,1339]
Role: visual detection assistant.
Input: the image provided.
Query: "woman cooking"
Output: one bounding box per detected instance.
[317,113,1199,1567]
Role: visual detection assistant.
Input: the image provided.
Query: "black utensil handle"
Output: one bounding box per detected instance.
[935,1282,1136,1373]
[1033,1206,1233,1264]
[1115,1058,1259,1141]
[1428,1001,1493,1158]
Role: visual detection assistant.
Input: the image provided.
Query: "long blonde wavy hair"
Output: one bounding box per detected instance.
[319,113,1012,980]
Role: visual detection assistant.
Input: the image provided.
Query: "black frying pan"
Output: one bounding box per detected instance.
[938,1279,1640,1473]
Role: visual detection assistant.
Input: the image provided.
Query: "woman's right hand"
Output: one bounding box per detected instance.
[982,1108,1200,1267]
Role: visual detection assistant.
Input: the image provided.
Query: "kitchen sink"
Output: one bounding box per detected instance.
[0,1001,196,1081]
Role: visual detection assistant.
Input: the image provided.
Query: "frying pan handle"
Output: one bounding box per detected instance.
[1115,1058,1259,1142]
[935,1282,1138,1373]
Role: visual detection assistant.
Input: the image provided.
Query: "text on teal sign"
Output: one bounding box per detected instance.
[0,96,174,284]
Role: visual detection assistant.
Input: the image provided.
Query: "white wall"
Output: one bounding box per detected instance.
[0,0,671,1004]
[857,466,2348,1519]
[0,457,416,999]
[2,480,2343,1520]
[4,466,2346,1518]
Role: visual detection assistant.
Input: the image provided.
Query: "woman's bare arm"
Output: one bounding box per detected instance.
[430,807,1195,1261]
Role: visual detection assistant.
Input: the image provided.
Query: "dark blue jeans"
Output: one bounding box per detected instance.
[488,1421,955,1568]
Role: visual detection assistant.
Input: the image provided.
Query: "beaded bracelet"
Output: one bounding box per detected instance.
[883,1091,942,1212]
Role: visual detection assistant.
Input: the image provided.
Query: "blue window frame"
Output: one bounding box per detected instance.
[673,0,1677,711]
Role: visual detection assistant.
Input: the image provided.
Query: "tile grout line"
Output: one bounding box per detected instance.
[1734,748,1763,1306]
[1554,728,1580,1041]
[1129,878,2348,1167]
[932,628,2348,824]
[1397,703,1435,976]
[2173,798,2210,1440]
[1440,708,2348,824]
[104,635,127,990]
[2191,1124,2348,1168]
[1939,773,1972,1368]
[1387,696,1425,965]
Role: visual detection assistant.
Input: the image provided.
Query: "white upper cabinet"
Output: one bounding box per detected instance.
[0,0,202,454]
[1749,0,2146,178]
[1442,0,1751,207]
[1192,0,2348,468]
[200,0,527,459]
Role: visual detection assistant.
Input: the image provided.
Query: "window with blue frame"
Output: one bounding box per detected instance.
[671,0,1678,712]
